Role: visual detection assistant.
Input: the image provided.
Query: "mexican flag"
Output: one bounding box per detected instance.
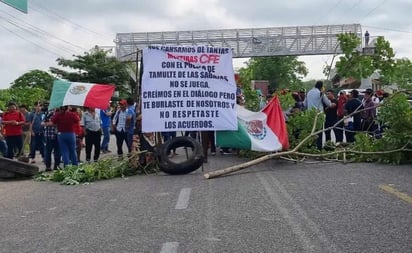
[49,80,115,109]
[216,96,289,152]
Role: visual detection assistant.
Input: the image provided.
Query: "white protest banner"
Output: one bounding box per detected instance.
[141,45,237,133]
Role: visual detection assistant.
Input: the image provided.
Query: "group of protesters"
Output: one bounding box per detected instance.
[0,98,142,171]
[0,80,385,170]
[289,80,383,149]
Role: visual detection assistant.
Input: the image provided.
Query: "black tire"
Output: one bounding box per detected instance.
[0,157,39,178]
[157,136,204,175]
[0,170,17,179]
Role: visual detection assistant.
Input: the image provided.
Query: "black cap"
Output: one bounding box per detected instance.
[350,89,359,96]
[362,88,373,94]
[7,101,17,107]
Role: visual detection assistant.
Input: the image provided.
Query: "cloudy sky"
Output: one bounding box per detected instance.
[0,0,411,89]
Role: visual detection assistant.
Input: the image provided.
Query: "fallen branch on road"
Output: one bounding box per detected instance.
[204,105,411,179]
[203,145,412,179]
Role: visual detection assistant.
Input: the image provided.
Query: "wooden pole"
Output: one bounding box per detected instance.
[203,106,411,179]
[204,150,294,179]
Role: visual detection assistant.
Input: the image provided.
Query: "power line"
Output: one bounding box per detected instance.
[0,9,88,52]
[30,2,113,41]
[347,0,363,11]
[313,0,345,25]
[0,14,78,55]
[360,0,388,21]
[0,19,62,57]
[363,25,412,35]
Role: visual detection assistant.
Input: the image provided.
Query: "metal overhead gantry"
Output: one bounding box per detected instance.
[115,24,362,61]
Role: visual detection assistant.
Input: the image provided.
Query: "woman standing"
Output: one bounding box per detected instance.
[50,106,80,167]
[1,102,25,159]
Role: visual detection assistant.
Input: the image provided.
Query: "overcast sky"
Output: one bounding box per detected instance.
[1,0,411,89]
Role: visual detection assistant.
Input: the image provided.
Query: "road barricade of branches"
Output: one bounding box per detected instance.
[204,93,412,179]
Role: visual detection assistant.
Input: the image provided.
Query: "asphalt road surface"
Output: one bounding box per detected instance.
[1,138,411,252]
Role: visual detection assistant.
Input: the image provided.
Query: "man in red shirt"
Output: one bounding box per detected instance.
[1,102,25,159]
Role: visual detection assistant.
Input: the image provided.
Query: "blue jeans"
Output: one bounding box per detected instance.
[29,133,45,159]
[126,132,134,153]
[0,140,8,157]
[44,138,61,169]
[101,126,110,151]
[58,132,78,166]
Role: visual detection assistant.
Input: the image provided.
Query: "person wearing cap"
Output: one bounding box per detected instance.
[112,99,129,160]
[362,88,380,106]
[344,90,362,142]
[1,102,25,159]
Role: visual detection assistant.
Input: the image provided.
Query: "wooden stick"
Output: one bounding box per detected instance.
[204,143,411,179]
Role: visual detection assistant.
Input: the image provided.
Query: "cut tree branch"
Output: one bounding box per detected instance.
[204,104,409,180]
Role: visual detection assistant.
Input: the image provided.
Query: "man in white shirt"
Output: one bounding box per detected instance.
[81,107,102,162]
[304,81,331,111]
[112,99,129,160]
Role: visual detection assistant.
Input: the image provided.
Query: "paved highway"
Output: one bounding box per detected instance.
[1,152,411,252]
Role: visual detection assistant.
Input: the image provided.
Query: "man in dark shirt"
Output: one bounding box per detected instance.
[27,102,45,163]
[344,90,363,143]
[43,110,60,171]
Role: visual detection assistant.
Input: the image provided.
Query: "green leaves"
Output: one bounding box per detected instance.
[335,33,397,81]
[348,93,412,164]
[11,70,55,91]
[286,109,324,152]
[338,32,361,56]
[49,46,131,97]
[0,86,46,109]
[238,56,308,92]
[387,58,412,89]
[36,156,158,185]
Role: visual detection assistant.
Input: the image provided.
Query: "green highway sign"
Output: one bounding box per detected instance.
[0,0,28,13]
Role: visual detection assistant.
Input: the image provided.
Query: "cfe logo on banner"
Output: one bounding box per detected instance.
[141,45,238,133]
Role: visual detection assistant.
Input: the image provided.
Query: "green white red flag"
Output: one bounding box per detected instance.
[49,80,115,109]
[216,96,289,152]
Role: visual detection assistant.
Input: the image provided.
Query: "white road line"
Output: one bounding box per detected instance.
[160,242,179,253]
[175,187,192,209]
